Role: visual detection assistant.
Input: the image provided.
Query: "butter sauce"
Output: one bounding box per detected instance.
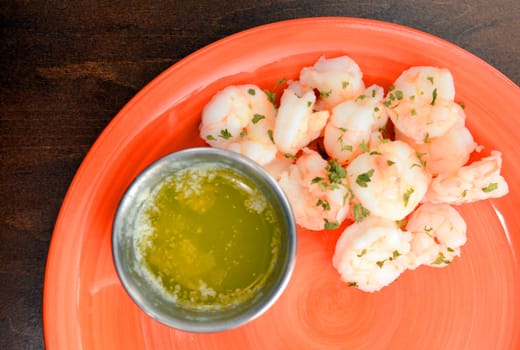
[135,163,281,310]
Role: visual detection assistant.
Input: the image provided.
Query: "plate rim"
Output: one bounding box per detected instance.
[43,16,520,349]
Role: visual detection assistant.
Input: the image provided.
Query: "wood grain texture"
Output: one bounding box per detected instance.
[1,1,518,349]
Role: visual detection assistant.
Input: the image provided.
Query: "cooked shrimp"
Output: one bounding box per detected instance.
[346,140,431,221]
[424,151,509,204]
[396,107,476,175]
[332,215,412,292]
[406,203,467,269]
[273,87,329,156]
[323,85,388,164]
[277,148,350,231]
[386,66,460,143]
[262,153,294,181]
[299,55,365,111]
[200,84,278,165]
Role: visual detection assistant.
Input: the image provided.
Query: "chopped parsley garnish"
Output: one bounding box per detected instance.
[482,182,498,192]
[326,159,346,184]
[427,76,434,84]
[403,187,415,206]
[307,100,312,107]
[320,89,332,98]
[357,249,367,258]
[458,101,466,109]
[384,99,392,107]
[430,88,438,105]
[206,134,216,141]
[219,129,232,139]
[372,89,377,97]
[396,219,407,229]
[324,218,340,230]
[461,189,468,198]
[355,94,367,101]
[342,81,349,89]
[395,90,404,100]
[374,106,380,112]
[342,144,353,152]
[311,176,325,184]
[240,130,247,137]
[388,85,395,92]
[339,127,347,132]
[284,153,296,160]
[387,160,395,166]
[369,151,382,156]
[411,108,417,116]
[316,199,331,211]
[252,113,265,124]
[264,89,276,105]
[247,88,256,95]
[447,247,455,253]
[267,129,274,143]
[355,169,375,188]
[423,133,430,143]
[353,203,370,222]
[348,281,358,287]
[337,135,353,151]
[276,77,287,87]
[416,151,427,168]
[376,250,401,268]
[359,141,369,152]
[431,252,451,265]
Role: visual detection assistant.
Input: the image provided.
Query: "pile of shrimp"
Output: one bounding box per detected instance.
[199,56,509,292]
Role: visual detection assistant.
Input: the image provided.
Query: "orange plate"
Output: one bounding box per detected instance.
[44,18,520,349]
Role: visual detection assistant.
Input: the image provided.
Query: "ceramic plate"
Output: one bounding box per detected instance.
[44,17,520,349]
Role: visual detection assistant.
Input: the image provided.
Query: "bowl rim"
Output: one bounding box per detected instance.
[111,147,297,332]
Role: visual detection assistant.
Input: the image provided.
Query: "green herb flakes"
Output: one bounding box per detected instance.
[431,252,451,265]
[316,199,331,211]
[403,187,415,206]
[357,249,367,258]
[482,183,498,192]
[267,129,274,143]
[431,88,438,105]
[320,90,332,98]
[324,219,340,230]
[276,77,287,87]
[355,169,375,188]
[252,113,265,124]
[353,203,370,222]
[326,159,346,184]
[219,129,232,139]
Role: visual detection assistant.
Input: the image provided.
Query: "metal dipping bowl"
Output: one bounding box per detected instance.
[112,147,297,333]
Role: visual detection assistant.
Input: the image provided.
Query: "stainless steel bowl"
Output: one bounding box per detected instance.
[112,147,296,333]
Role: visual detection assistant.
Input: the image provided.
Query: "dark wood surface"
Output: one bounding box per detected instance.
[1,1,519,349]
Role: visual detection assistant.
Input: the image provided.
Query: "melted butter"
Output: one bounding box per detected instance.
[135,163,281,310]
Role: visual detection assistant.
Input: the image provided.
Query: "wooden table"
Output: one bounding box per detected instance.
[1,1,519,348]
